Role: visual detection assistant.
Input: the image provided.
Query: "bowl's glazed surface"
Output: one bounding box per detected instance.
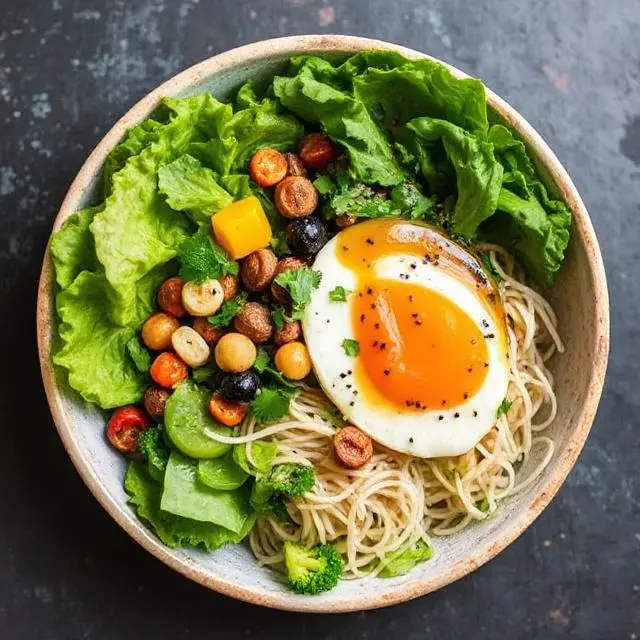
[36,35,609,612]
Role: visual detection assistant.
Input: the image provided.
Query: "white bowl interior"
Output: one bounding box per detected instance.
[43,39,606,611]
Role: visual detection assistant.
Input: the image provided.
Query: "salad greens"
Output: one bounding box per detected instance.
[50,50,572,580]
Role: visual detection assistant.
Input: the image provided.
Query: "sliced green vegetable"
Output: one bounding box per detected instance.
[164,380,231,459]
[233,441,278,476]
[378,539,434,578]
[198,450,249,491]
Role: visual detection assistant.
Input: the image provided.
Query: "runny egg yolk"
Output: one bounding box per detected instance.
[352,281,488,409]
[336,218,503,412]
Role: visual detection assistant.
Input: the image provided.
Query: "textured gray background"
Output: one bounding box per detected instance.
[0,1,638,638]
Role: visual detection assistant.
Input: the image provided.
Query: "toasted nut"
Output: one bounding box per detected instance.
[335,214,356,229]
[182,279,224,316]
[241,248,277,292]
[192,317,225,347]
[106,406,151,453]
[208,393,249,427]
[274,341,311,380]
[214,332,257,373]
[171,326,211,368]
[141,313,180,351]
[333,426,373,469]
[150,352,189,389]
[271,256,308,304]
[157,277,186,318]
[249,148,288,187]
[284,152,307,177]
[299,133,337,171]
[274,176,318,219]
[143,386,171,421]
[219,274,240,301]
[234,302,273,344]
[274,320,302,346]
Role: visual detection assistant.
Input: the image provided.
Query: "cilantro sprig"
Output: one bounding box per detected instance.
[208,292,248,327]
[178,232,238,283]
[274,266,322,321]
[250,386,296,423]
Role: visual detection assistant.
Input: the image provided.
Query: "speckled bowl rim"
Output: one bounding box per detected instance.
[36,35,609,612]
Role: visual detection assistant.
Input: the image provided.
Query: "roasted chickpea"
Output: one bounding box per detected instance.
[214,332,257,373]
[271,256,308,305]
[143,386,171,421]
[208,393,249,427]
[284,152,307,177]
[220,274,240,301]
[241,248,277,292]
[274,341,311,380]
[333,426,373,469]
[274,320,302,346]
[248,148,288,187]
[274,176,318,219]
[299,133,337,171]
[234,302,273,344]
[157,277,186,318]
[192,317,225,348]
[150,352,189,389]
[141,313,180,351]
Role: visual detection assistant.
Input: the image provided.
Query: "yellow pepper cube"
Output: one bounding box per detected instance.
[211,196,272,260]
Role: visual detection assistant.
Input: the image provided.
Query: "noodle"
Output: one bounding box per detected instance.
[205,248,563,578]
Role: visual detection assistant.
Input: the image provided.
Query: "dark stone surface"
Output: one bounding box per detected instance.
[0,1,638,638]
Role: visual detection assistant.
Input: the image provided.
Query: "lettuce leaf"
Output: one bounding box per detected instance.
[198,451,249,491]
[354,60,488,136]
[407,118,503,236]
[125,461,256,550]
[158,154,233,226]
[53,271,145,408]
[161,451,253,533]
[273,61,403,186]
[190,94,303,174]
[50,206,101,289]
[91,95,227,327]
[481,125,572,285]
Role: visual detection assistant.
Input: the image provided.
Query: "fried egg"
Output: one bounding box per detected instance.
[303,218,510,458]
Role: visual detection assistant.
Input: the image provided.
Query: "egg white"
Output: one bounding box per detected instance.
[303,233,510,458]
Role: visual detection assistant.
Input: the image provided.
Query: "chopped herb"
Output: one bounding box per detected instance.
[323,407,348,427]
[328,286,351,302]
[270,230,290,257]
[341,338,360,357]
[274,267,322,320]
[497,398,512,418]
[271,305,287,331]
[207,291,248,327]
[476,498,490,513]
[178,232,238,283]
[481,253,503,283]
[250,386,296,424]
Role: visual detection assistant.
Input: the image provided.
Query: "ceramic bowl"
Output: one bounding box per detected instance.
[36,35,609,612]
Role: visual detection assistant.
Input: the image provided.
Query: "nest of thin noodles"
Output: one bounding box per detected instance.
[214,248,563,578]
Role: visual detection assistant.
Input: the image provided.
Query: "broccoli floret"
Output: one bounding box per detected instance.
[250,463,315,518]
[268,463,315,497]
[284,542,343,595]
[137,427,170,480]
